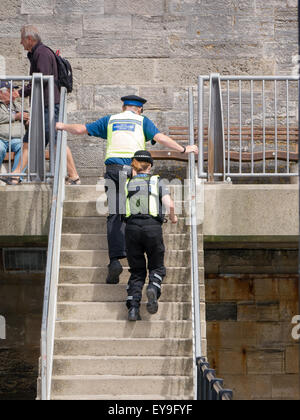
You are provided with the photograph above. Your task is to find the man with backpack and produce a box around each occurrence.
[8,25,80,185]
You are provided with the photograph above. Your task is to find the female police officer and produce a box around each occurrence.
[124,150,178,321]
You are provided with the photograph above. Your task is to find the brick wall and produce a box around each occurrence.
[0,0,297,181]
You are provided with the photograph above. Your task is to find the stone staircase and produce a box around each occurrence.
[49,184,204,400]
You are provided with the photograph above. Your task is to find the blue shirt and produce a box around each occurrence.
[86,112,160,165]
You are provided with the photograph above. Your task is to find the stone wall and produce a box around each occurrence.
[205,248,299,400]
[0,0,298,181]
[0,240,46,400]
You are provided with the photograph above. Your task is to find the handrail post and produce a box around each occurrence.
[208,73,225,182]
[48,76,56,179]
[198,76,204,178]
[28,73,46,182]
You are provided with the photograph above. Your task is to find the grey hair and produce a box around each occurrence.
[21,25,42,42]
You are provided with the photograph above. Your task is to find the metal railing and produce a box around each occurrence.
[40,87,67,400]
[197,357,233,400]
[188,88,233,400]
[0,74,56,182]
[198,74,299,181]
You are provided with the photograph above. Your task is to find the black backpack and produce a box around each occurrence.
[47,47,73,93]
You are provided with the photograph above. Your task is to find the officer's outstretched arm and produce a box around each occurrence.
[162,194,178,224]
[56,122,88,135]
[154,133,198,155]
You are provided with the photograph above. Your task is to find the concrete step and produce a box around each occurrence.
[61,233,194,251]
[52,356,193,376]
[62,217,190,234]
[51,375,193,397]
[65,185,105,201]
[59,250,202,268]
[64,200,187,218]
[57,284,191,303]
[52,394,193,400]
[54,338,192,357]
[65,184,185,202]
[54,320,192,339]
[57,302,192,321]
[59,266,205,284]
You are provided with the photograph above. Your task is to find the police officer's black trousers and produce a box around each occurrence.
[125,218,166,309]
[104,165,128,261]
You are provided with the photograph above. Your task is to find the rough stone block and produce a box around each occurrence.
[73,58,156,86]
[83,14,131,34]
[206,302,237,322]
[207,321,257,348]
[285,346,299,374]
[223,374,272,400]
[94,86,138,113]
[247,350,284,374]
[104,0,165,16]
[26,15,83,40]
[21,0,54,15]
[138,86,174,111]
[76,37,169,59]
[0,0,20,18]
[208,348,247,375]
[168,0,234,16]
[55,0,104,15]
[271,374,300,400]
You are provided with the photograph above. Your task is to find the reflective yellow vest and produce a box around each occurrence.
[125,175,162,220]
[105,111,146,161]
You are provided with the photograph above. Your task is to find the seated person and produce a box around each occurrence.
[0,81,29,184]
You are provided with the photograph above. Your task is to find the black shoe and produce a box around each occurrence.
[106,260,123,284]
[146,286,159,314]
[128,307,141,322]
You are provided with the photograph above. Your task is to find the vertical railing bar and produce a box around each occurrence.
[8,80,13,174]
[274,80,278,173]
[286,80,290,173]
[251,80,254,174]
[227,80,230,175]
[20,80,25,177]
[239,79,242,174]
[48,76,55,178]
[27,76,34,182]
[262,80,266,174]
[198,76,204,177]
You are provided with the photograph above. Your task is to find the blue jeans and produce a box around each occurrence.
[0,138,22,172]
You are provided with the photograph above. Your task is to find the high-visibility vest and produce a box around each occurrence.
[125,175,164,222]
[105,111,146,161]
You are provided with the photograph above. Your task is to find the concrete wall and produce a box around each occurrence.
[0,0,298,180]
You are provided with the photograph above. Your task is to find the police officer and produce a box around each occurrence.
[125,150,178,321]
[56,95,197,284]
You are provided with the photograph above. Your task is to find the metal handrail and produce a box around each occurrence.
[189,87,233,400]
[40,87,67,400]
[0,74,56,181]
[197,357,233,401]
[188,87,202,399]
[198,74,299,181]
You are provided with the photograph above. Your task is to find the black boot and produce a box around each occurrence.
[128,307,141,322]
[146,286,159,315]
[106,259,123,284]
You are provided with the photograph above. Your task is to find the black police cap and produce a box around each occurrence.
[121,95,147,107]
[133,150,153,166]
